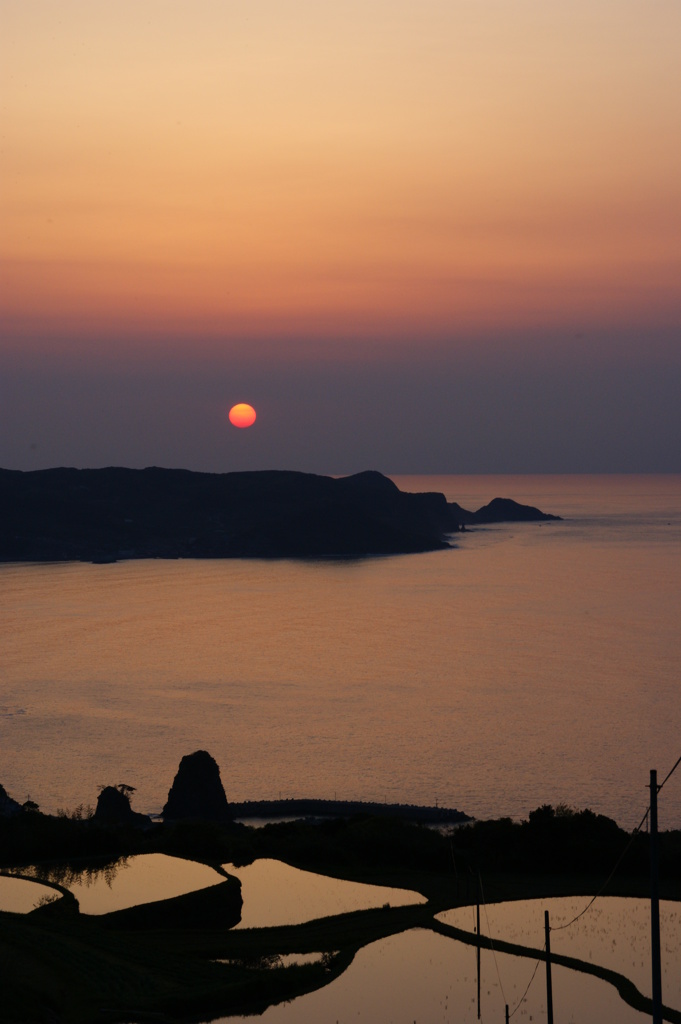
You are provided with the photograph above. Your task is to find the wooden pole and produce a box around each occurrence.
[544,910,554,1024]
[477,875,481,1019]
[505,1004,510,1024]
[650,769,663,1024]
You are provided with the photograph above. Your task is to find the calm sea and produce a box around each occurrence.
[1,475,680,830]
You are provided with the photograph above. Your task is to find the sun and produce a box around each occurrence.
[228,403,257,428]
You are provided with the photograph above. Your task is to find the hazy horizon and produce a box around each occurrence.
[2,2,679,475]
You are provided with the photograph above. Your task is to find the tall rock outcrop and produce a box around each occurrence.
[0,783,22,817]
[93,785,151,826]
[162,750,231,821]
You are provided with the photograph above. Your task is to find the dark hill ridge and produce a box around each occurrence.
[229,797,470,825]
[0,467,560,561]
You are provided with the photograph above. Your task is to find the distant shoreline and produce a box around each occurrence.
[228,797,471,825]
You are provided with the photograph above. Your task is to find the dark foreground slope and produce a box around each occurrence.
[0,467,559,562]
[2,805,680,1024]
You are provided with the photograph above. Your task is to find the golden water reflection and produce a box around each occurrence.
[3,475,680,829]
[0,875,61,913]
[222,859,426,929]
[214,927,649,1024]
[438,895,681,1010]
[51,853,224,915]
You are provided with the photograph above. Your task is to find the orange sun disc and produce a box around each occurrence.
[228,403,257,428]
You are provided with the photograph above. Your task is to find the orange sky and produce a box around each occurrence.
[1,1,680,473]
[2,0,680,355]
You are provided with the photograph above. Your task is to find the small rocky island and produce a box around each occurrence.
[0,466,560,562]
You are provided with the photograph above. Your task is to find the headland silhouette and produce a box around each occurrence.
[0,466,560,562]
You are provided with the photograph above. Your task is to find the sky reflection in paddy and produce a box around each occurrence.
[0,875,60,914]
[439,895,681,1010]
[214,926,649,1024]
[222,858,425,929]
[62,853,224,915]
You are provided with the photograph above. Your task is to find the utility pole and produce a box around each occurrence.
[476,874,481,1020]
[544,910,554,1024]
[650,769,663,1024]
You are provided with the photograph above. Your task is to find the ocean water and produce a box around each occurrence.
[1,474,680,829]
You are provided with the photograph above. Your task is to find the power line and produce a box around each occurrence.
[478,871,508,1007]
[508,947,544,1019]
[549,826,640,932]
[453,750,681,1018]
[658,751,681,792]
[551,749,681,934]
[474,867,544,1020]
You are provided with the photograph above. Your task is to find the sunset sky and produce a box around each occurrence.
[2,0,680,473]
